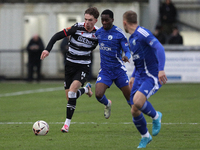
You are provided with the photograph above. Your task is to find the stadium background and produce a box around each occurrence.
[0,0,200,82]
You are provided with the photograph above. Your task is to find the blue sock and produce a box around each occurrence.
[96,95,108,105]
[140,101,156,118]
[133,113,148,135]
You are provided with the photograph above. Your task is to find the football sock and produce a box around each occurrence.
[83,87,88,94]
[96,95,109,106]
[141,131,150,138]
[152,112,159,120]
[139,101,156,118]
[64,119,71,127]
[67,91,77,119]
[133,113,148,135]
[76,88,85,98]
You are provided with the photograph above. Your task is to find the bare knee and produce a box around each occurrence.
[95,90,104,99]
[131,105,141,117]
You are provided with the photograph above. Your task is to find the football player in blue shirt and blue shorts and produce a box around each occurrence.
[123,10,167,148]
[95,9,131,119]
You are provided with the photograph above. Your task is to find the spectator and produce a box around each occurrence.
[26,34,44,82]
[153,25,166,45]
[60,37,69,65]
[159,0,177,35]
[168,26,183,44]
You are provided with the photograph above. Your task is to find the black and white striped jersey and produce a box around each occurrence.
[63,22,99,64]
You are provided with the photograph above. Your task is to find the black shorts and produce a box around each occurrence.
[64,61,90,89]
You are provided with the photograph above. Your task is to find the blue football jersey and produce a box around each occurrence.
[129,26,160,77]
[95,25,131,69]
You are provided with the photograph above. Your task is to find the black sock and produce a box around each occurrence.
[76,88,85,98]
[67,98,76,119]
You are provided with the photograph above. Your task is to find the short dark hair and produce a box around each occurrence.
[85,7,99,19]
[101,9,114,19]
[123,10,137,24]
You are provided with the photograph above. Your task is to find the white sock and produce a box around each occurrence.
[64,119,71,127]
[84,87,88,94]
[141,131,150,138]
[107,100,111,107]
[152,112,159,120]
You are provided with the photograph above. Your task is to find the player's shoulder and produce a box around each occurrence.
[113,25,127,37]
[94,25,99,30]
[136,26,152,38]
[96,27,103,34]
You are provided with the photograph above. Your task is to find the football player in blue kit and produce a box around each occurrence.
[95,9,131,119]
[123,10,167,148]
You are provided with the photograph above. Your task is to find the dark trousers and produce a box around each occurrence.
[27,61,41,82]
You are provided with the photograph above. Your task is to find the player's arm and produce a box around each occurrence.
[121,37,131,63]
[149,38,167,85]
[41,31,66,60]
[129,68,135,89]
[41,24,76,60]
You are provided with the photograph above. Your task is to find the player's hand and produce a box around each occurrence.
[40,50,49,60]
[122,56,130,63]
[129,77,135,89]
[158,70,167,85]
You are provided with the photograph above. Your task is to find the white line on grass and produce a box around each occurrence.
[0,122,198,125]
[0,87,63,97]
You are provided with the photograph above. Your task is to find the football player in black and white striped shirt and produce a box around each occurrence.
[41,7,99,133]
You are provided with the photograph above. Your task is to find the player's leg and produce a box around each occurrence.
[95,70,113,119]
[95,82,112,119]
[136,78,162,136]
[62,65,90,132]
[130,78,154,148]
[131,94,152,148]
[115,71,131,106]
[61,80,82,133]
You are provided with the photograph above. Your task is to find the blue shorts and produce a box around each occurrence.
[96,67,129,89]
[130,76,161,105]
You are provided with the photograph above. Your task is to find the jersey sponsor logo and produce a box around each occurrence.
[108,35,113,40]
[99,43,111,51]
[132,54,140,60]
[77,36,94,45]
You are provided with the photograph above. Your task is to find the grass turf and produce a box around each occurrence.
[0,82,200,150]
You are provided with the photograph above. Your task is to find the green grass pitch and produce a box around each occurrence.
[0,82,200,150]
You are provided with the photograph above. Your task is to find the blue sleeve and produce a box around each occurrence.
[131,68,136,78]
[146,33,166,71]
[152,42,166,71]
[121,37,131,59]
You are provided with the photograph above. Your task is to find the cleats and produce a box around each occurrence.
[152,111,162,136]
[104,100,112,119]
[85,82,93,97]
[61,124,69,133]
[137,135,152,148]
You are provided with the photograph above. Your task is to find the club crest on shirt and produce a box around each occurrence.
[132,39,136,45]
[108,35,113,40]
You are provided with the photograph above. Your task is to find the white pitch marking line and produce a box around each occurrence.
[0,122,198,125]
[0,87,63,97]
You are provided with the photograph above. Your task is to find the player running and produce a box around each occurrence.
[40,7,99,133]
[95,9,131,119]
[123,10,167,148]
